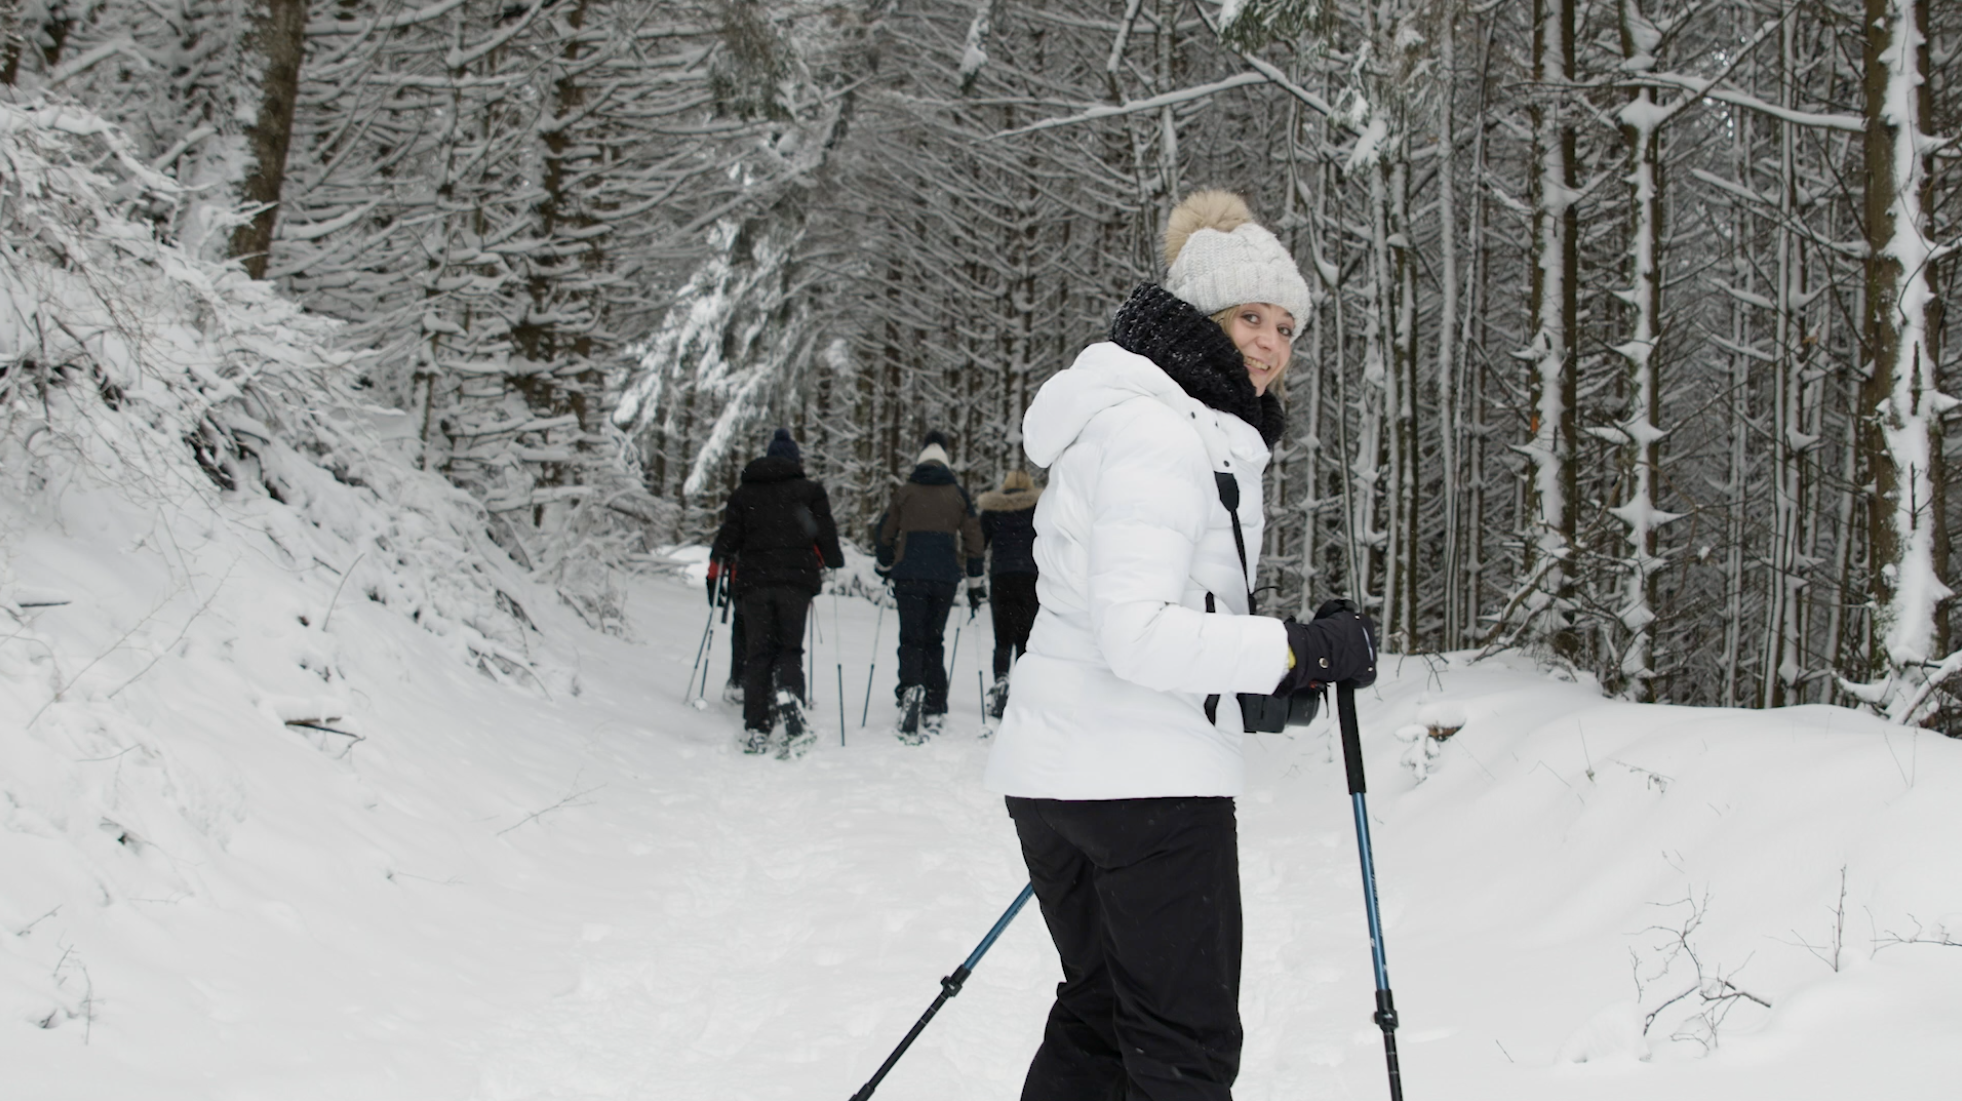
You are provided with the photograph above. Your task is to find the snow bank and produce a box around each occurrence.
[0,96,583,1086]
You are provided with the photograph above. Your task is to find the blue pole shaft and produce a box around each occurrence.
[1337,682,1404,1101]
[848,885,1035,1101]
[1351,793,1392,993]
[962,884,1034,971]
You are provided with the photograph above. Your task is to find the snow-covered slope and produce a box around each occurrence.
[6,539,1961,1099]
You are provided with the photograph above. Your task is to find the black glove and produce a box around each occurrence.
[705,574,718,606]
[967,585,986,612]
[1276,599,1378,694]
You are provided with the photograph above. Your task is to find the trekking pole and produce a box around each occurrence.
[861,600,885,728]
[977,670,986,723]
[847,884,1036,1101]
[834,591,846,744]
[1337,682,1404,1101]
[946,619,962,686]
[684,603,715,701]
[694,609,719,706]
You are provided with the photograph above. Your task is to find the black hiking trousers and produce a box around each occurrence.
[894,579,956,714]
[740,587,809,731]
[1005,795,1242,1101]
[990,572,1038,679]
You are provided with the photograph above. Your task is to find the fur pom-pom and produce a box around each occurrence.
[1163,190,1252,267]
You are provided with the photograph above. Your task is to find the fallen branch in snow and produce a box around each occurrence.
[1631,891,1771,1053]
[285,720,363,742]
[106,561,235,700]
[320,552,366,632]
[49,945,95,1044]
[24,591,178,728]
[14,905,62,937]
[496,784,605,837]
[1873,915,1962,953]
[1783,866,1849,972]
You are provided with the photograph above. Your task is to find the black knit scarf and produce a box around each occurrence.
[1107,283,1286,447]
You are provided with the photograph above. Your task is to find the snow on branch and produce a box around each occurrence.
[989,71,1270,139]
[1629,73,1862,133]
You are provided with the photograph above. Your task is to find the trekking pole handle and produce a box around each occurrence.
[1337,682,1366,795]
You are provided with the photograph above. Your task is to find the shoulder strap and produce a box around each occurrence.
[1213,472,1255,615]
[1203,471,1255,728]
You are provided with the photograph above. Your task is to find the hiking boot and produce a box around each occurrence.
[721,681,744,705]
[740,725,772,755]
[985,675,1010,720]
[896,686,927,745]
[775,689,814,760]
[922,712,946,737]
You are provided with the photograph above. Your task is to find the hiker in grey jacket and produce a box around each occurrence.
[874,430,983,739]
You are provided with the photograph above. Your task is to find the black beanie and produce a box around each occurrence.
[922,430,949,450]
[766,427,800,463]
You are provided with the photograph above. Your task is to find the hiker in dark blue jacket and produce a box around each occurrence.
[874,431,984,741]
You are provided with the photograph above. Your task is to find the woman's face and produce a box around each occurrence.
[1223,303,1296,396]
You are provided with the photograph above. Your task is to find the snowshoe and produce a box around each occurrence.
[775,689,814,760]
[895,686,928,745]
[721,681,744,706]
[922,712,946,737]
[985,675,1010,720]
[740,725,772,755]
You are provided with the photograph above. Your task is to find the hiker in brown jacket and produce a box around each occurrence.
[874,430,984,740]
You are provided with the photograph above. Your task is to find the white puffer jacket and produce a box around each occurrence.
[983,341,1290,799]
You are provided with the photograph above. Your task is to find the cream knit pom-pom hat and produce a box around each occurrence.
[1162,190,1311,324]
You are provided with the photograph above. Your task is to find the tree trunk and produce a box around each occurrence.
[1611,0,1669,700]
[1435,11,1462,649]
[229,0,309,278]
[1518,0,1580,658]
[1860,0,1950,713]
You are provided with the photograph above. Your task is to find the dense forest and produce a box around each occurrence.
[1,0,1956,720]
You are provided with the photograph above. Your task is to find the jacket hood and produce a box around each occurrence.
[1022,343,1190,468]
[977,484,1042,512]
[908,462,957,486]
[741,455,805,483]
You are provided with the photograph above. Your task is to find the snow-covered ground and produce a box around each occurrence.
[6,493,1961,1101]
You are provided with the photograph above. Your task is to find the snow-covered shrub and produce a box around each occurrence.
[0,95,548,676]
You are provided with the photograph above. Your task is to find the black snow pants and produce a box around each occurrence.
[1005,795,1242,1101]
[740,587,809,731]
[894,579,956,714]
[990,572,1039,679]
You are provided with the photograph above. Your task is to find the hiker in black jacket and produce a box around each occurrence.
[978,468,1041,719]
[709,429,845,755]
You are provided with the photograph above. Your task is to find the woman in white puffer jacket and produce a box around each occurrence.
[986,192,1377,1101]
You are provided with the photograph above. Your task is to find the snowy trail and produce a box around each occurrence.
[10,561,1962,1100]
